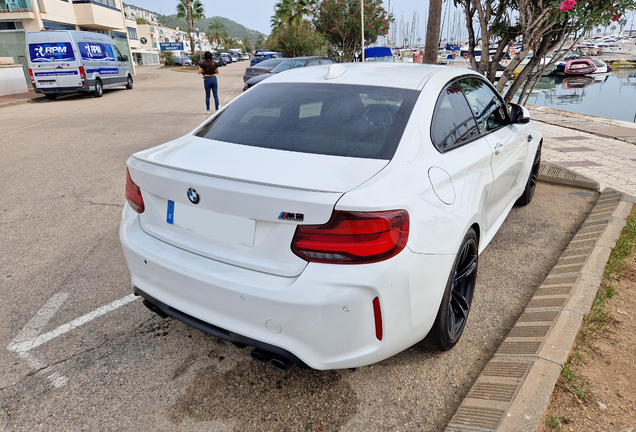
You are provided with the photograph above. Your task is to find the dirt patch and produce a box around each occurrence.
[167,360,358,431]
[541,224,636,431]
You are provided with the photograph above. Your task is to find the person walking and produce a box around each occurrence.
[197,51,219,115]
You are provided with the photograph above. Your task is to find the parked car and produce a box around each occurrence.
[220,53,232,64]
[230,54,240,62]
[250,50,285,66]
[172,56,192,66]
[243,56,337,91]
[242,53,250,61]
[211,53,225,67]
[242,58,287,82]
[121,63,542,371]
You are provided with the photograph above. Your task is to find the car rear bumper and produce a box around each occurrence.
[120,204,454,369]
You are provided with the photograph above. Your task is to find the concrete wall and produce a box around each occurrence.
[0,65,28,96]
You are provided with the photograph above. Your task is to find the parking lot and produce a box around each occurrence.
[0,62,598,431]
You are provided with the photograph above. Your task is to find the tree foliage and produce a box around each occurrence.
[271,0,317,29]
[269,22,327,57]
[456,0,636,102]
[313,0,393,62]
[207,19,228,45]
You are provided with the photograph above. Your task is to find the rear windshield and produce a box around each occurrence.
[195,83,418,160]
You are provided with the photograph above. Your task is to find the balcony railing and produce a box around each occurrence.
[0,0,33,12]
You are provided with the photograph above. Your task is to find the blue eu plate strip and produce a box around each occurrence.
[167,200,174,224]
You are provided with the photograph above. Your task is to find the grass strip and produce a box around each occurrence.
[547,204,636,430]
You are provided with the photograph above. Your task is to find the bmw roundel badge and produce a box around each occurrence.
[187,188,200,204]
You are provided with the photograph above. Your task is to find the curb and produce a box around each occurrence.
[538,161,600,192]
[0,95,44,109]
[444,165,636,432]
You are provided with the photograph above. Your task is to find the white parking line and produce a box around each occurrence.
[7,293,139,389]
[8,292,69,351]
[8,294,138,353]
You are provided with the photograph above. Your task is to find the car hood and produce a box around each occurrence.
[131,135,390,193]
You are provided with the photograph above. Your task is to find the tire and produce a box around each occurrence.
[125,75,133,90]
[424,228,479,351]
[516,142,542,206]
[93,79,103,98]
[45,94,57,100]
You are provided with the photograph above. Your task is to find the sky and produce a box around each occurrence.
[127,0,635,41]
[126,0,429,35]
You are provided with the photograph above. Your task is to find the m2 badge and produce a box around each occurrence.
[278,212,304,221]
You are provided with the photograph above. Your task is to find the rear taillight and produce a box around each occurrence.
[125,168,145,213]
[79,66,86,79]
[28,68,35,84]
[292,210,409,264]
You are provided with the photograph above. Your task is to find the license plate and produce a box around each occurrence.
[38,81,55,86]
[167,200,255,247]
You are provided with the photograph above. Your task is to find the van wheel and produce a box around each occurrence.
[45,94,57,101]
[93,80,103,98]
[125,75,133,89]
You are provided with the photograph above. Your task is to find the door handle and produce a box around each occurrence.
[527,135,533,142]
[494,143,504,155]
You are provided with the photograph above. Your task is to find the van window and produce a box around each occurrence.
[29,42,76,63]
[78,42,115,61]
[112,45,125,62]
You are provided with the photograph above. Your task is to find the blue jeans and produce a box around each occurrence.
[204,76,219,111]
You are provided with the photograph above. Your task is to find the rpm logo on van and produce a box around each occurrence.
[28,43,76,62]
[78,43,116,61]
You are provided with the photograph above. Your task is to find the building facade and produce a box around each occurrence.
[0,0,134,85]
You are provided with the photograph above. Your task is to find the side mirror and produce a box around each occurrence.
[122,55,129,62]
[509,103,530,124]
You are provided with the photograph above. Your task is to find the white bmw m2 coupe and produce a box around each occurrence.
[120,63,542,371]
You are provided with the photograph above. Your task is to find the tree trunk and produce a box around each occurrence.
[185,0,195,54]
[424,0,442,64]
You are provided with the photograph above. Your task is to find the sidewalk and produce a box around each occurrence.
[529,105,636,197]
[0,88,45,107]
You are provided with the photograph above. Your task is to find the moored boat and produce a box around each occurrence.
[563,58,597,75]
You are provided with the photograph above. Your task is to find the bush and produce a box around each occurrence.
[160,51,174,66]
[189,52,203,66]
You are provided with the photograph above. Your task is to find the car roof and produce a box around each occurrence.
[257,62,481,91]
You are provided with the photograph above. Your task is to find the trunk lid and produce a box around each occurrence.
[129,136,389,277]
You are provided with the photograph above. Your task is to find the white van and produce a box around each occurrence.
[26,30,133,100]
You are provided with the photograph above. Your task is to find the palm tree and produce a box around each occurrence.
[176,0,204,54]
[207,19,228,46]
[241,37,253,53]
[271,0,316,29]
[424,0,442,64]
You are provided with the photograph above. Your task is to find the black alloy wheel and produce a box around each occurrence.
[424,228,478,351]
[516,142,542,206]
[126,75,133,90]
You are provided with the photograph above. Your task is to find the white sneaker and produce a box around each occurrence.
[206,110,211,115]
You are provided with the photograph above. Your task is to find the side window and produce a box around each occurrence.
[306,60,320,66]
[458,78,508,133]
[112,45,125,62]
[431,82,480,152]
[320,59,335,64]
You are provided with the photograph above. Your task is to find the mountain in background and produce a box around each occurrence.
[124,3,266,42]
[158,15,266,42]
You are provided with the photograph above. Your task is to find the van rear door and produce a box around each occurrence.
[28,32,81,90]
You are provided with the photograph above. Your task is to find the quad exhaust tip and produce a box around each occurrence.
[250,348,293,372]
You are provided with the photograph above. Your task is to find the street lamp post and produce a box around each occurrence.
[361,0,365,62]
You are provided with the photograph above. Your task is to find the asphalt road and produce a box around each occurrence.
[0,62,597,432]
